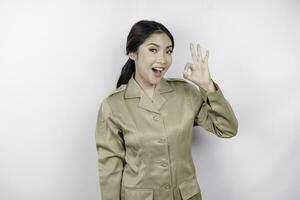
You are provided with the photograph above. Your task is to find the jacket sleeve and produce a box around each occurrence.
[95,98,126,200]
[190,80,239,138]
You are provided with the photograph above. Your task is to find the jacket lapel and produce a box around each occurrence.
[124,72,174,114]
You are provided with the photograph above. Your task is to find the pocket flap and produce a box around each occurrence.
[124,188,153,200]
[178,178,200,200]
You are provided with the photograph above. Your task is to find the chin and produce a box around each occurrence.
[148,73,164,85]
[152,77,162,83]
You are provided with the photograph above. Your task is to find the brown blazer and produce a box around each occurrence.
[95,72,238,200]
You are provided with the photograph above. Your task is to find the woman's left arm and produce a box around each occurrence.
[183,42,238,138]
[191,80,239,138]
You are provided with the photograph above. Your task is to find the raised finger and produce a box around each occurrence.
[190,43,198,64]
[197,43,203,62]
[204,49,209,63]
[184,62,193,71]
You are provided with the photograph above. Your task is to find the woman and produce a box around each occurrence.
[95,20,238,200]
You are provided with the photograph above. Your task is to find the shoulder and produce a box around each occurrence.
[165,77,188,83]
[164,77,189,89]
[97,85,126,120]
[165,77,196,92]
[98,84,126,114]
[104,84,127,114]
[107,84,127,97]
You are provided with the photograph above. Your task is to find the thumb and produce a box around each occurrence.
[183,62,193,79]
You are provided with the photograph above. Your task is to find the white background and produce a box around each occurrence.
[0,0,299,199]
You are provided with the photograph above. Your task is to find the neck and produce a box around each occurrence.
[133,73,156,99]
[134,73,156,91]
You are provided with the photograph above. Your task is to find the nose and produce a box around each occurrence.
[157,51,167,64]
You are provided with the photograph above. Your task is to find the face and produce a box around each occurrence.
[129,33,173,88]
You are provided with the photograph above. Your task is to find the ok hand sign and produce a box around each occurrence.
[183,43,216,92]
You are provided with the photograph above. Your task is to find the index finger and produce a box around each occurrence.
[190,42,198,64]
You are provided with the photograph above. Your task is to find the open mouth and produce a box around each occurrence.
[152,67,164,72]
[152,67,164,77]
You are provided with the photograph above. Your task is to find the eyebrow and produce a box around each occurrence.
[147,43,173,49]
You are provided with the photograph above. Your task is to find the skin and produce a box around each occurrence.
[128,33,216,99]
[128,33,173,99]
[184,43,216,93]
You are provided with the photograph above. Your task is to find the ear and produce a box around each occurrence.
[128,52,137,61]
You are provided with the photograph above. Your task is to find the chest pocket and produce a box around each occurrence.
[124,188,154,200]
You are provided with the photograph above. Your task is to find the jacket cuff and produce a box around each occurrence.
[198,80,224,105]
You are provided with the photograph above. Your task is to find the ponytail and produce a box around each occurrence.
[116,58,135,88]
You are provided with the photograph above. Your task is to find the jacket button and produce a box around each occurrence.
[153,115,160,121]
[163,183,170,190]
[160,161,168,167]
[158,138,166,143]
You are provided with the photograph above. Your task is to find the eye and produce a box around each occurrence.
[167,49,173,54]
[149,48,157,53]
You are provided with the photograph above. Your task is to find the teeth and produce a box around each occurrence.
[153,67,164,71]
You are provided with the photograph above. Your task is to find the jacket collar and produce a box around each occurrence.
[124,72,174,114]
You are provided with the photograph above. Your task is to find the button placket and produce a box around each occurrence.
[152,113,172,193]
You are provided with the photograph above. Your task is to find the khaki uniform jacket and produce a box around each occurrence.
[95,72,238,200]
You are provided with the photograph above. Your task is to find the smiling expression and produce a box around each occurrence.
[129,33,173,90]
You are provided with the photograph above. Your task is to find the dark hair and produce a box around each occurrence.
[116,20,174,88]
